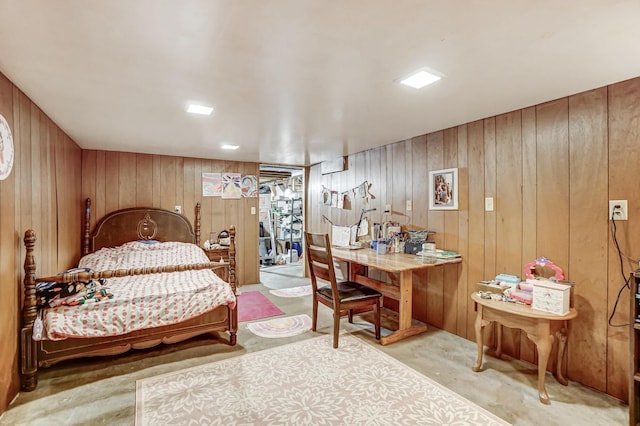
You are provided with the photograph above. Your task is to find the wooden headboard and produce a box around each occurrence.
[82,198,201,255]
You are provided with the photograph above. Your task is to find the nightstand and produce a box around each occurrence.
[204,246,229,262]
[203,246,230,281]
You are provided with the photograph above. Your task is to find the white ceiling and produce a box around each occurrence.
[1,1,639,167]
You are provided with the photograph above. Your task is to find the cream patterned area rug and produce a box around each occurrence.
[246,314,313,338]
[268,284,313,298]
[135,333,510,426]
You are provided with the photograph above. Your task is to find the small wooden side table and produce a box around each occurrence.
[470,292,577,404]
[203,246,230,281]
[204,246,229,262]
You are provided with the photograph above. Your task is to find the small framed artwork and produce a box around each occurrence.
[429,168,458,210]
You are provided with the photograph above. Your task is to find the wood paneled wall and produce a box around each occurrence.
[307,77,640,401]
[0,73,260,413]
[0,73,82,413]
[81,150,260,286]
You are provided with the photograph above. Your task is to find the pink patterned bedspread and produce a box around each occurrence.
[40,241,237,341]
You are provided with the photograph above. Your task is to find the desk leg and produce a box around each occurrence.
[380,269,427,345]
[472,306,488,372]
[555,321,569,386]
[528,332,554,404]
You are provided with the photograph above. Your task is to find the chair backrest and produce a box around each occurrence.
[304,232,339,296]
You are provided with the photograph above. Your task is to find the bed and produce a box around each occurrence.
[20,198,238,391]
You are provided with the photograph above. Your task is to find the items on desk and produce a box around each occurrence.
[372,221,401,240]
[371,235,404,254]
[405,240,424,254]
[331,225,353,247]
[415,248,461,264]
[404,229,436,254]
[370,221,406,254]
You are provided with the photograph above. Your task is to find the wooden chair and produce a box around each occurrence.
[304,232,382,348]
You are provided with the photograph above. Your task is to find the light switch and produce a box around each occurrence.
[251,207,256,215]
[484,197,494,212]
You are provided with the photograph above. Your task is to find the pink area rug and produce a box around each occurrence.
[237,291,284,322]
[246,314,312,338]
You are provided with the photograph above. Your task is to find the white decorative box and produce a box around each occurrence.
[532,280,571,315]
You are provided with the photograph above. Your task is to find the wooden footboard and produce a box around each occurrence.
[20,200,238,391]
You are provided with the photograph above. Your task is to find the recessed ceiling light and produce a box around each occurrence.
[186,104,214,115]
[221,144,239,150]
[400,69,441,89]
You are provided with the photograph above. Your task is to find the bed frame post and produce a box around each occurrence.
[228,225,236,292]
[228,225,237,345]
[82,198,92,256]
[195,202,201,247]
[21,230,39,391]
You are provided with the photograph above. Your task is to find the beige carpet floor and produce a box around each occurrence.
[0,267,628,425]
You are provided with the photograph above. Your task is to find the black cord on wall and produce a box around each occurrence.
[608,211,636,327]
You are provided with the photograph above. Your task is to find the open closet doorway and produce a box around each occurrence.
[258,165,305,282]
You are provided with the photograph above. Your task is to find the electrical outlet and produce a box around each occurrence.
[174,205,182,214]
[406,200,412,211]
[609,200,628,220]
[485,197,494,212]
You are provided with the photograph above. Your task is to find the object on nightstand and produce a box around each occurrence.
[218,230,231,246]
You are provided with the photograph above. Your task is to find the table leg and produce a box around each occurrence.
[528,332,554,404]
[495,324,503,358]
[555,322,569,386]
[472,306,487,372]
[397,270,412,330]
[348,262,358,281]
[380,269,427,345]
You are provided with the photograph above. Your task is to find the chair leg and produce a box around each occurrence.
[374,299,381,340]
[348,309,353,323]
[312,296,318,332]
[333,311,340,348]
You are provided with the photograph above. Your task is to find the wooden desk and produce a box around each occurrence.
[332,248,461,345]
[470,292,577,404]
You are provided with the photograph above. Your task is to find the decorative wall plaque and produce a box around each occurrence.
[0,114,14,180]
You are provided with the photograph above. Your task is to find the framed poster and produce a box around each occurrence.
[222,173,242,199]
[202,172,222,197]
[240,175,258,197]
[428,168,458,210]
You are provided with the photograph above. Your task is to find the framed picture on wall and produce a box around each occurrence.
[428,168,458,210]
